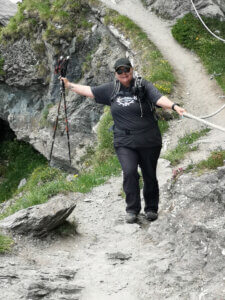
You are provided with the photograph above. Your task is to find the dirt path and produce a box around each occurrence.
[101,0,225,165]
[1,1,225,299]
[6,165,172,300]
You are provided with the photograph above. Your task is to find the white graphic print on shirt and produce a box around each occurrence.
[116,95,138,107]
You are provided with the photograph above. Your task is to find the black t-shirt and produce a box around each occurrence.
[91,78,162,148]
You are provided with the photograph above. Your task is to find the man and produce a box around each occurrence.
[61,58,185,223]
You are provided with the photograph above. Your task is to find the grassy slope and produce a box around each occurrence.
[172,13,225,92]
[0,0,92,45]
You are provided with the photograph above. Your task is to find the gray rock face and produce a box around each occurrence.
[0,0,17,26]
[144,0,225,19]
[0,262,83,300]
[0,193,82,236]
[1,37,45,87]
[146,166,225,299]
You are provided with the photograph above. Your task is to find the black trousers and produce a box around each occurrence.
[115,146,161,214]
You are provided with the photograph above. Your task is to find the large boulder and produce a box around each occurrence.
[0,0,17,26]
[144,0,225,19]
[0,193,82,237]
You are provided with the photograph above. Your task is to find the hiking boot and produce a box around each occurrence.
[145,211,158,221]
[126,212,137,224]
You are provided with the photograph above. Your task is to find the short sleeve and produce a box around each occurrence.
[91,82,114,106]
[143,79,162,104]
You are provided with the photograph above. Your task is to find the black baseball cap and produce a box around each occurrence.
[114,58,132,71]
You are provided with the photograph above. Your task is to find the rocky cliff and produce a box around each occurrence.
[0,1,127,172]
[143,0,225,19]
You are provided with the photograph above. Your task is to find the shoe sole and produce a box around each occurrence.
[146,216,158,221]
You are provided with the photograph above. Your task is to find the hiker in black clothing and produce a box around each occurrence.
[61,58,185,223]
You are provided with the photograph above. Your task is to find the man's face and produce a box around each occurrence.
[115,66,133,87]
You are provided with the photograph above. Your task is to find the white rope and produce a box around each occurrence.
[199,104,225,119]
[183,112,225,133]
[190,0,225,43]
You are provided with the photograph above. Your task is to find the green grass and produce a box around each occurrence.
[191,150,225,172]
[163,128,210,165]
[0,0,92,45]
[104,11,175,95]
[172,13,225,92]
[0,56,5,76]
[158,119,170,136]
[0,155,121,219]
[0,233,13,254]
[0,140,47,203]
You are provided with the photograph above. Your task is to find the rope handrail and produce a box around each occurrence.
[183,112,225,133]
[199,104,225,119]
[190,0,225,43]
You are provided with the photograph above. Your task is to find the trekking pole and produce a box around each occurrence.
[61,73,72,165]
[183,112,225,133]
[49,91,63,163]
[49,56,72,165]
